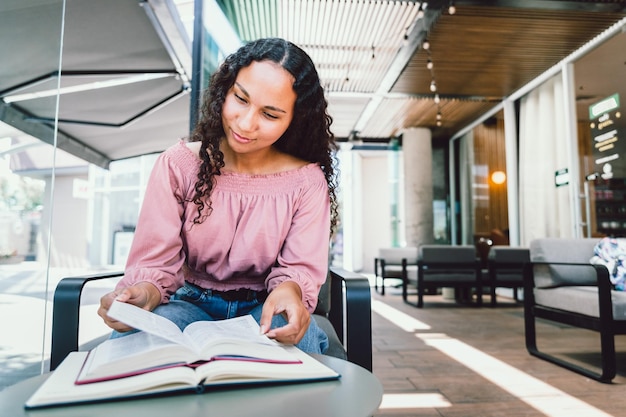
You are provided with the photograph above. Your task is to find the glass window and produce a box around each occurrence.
[574,31,626,238]
[0,0,65,389]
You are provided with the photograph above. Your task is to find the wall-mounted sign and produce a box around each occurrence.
[589,93,619,120]
[555,168,569,187]
[589,93,624,179]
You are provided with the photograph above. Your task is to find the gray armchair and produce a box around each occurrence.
[523,237,626,383]
[374,247,418,295]
[403,245,482,308]
[50,267,373,372]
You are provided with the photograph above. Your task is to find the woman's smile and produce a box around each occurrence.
[231,130,254,144]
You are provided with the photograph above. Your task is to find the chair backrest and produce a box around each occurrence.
[418,245,479,282]
[488,246,529,264]
[529,238,600,288]
[419,245,477,264]
[488,246,529,280]
[314,271,332,316]
[378,247,418,265]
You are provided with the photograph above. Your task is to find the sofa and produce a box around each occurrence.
[524,237,626,382]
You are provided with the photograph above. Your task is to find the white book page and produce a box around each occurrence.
[78,332,197,381]
[26,353,199,408]
[107,300,186,346]
[183,315,276,351]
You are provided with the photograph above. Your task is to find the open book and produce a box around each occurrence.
[25,301,339,409]
[76,301,304,383]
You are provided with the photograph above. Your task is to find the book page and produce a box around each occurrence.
[26,352,200,409]
[79,331,195,381]
[107,301,296,363]
[195,345,340,384]
[107,300,186,346]
[183,315,276,351]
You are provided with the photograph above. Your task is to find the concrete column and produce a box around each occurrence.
[403,128,434,246]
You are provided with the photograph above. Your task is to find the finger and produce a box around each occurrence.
[98,291,134,332]
[266,308,309,344]
[259,301,277,335]
[265,321,299,343]
[114,289,131,302]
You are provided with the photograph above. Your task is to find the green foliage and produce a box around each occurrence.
[0,174,44,212]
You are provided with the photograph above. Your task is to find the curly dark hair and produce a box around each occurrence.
[189,37,339,234]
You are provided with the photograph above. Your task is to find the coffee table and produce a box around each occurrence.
[0,355,382,417]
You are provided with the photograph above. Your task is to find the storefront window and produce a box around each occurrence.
[574,31,626,238]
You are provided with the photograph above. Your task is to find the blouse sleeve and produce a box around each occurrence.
[264,168,331,313]
[115,150,189,303]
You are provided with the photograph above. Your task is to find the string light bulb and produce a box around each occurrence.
[436,112,442,120]
[448,1,456,15]
[422,39,430,50]
[429,80,437,92]
[426,59,433,70]
[434,93,440,104]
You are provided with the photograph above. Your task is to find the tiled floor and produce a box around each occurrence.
[370,283,626,417]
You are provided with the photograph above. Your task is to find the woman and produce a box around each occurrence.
[98,38,339,354]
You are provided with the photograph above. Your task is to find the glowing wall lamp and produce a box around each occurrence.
[491,171,506,185]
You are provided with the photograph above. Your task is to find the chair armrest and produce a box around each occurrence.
[329,267,372,371]
[50,271,124,370]
[524,261,610,287]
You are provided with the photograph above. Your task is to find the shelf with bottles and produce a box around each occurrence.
[593,178,626,237]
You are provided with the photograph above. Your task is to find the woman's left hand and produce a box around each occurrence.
[259,281,310,345]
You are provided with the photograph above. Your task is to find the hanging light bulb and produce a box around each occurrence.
[448,1,456,15]
[426,59,433,70]
[434,93,440,104]
[422,39,430,50]
[436,112,442,120]
[436,120,442,127]
[430,80,437,92]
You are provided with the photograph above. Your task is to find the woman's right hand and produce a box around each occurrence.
[98,281,161,332]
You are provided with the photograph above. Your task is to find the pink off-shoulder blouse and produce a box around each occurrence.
[116,141,331,313]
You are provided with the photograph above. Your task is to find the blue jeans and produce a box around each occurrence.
[112,282,329,355]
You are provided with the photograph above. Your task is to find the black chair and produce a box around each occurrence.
[404,245,482,308]
[487,246,529,307]
[50,267,373,372]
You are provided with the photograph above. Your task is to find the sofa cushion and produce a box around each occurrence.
[530,238,600,288]
[534,286,626,320]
